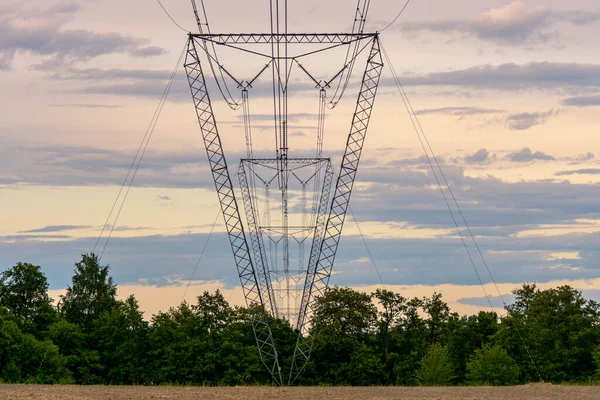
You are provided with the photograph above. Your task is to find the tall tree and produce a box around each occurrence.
[60,253,118,328]
[310,286,381,385]
[498,284,600,382]
[0,262,57,336]
[373,288,407,383]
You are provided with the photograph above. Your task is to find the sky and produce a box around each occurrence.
[2,0,600,318]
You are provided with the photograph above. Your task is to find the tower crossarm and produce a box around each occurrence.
[190,33,376,44]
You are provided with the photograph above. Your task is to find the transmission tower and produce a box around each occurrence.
[184,0,382,385]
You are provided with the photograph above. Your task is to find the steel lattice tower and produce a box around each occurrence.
[184,0,383,385]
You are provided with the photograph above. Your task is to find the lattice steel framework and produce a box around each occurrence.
[184,38,282,385]
[289,36,383,384]
[185,25,382,385]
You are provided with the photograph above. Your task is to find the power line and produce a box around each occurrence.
[94,41,187,259]
[379,0,412,32]
[380,41,494,313]
[182,209,221,302]
[380,39,543,382]
[156,0,189,32]
[348,204,386,289]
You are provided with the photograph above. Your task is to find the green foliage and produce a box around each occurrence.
[0,262,57,336]
[592,345,600,380]
[60,253,118,329]
[2,361,20,383]
[466,343,519,386]
[416,343,454,386]
[312,286,377,337]
[497,284,600,383]
[2,257,600,386]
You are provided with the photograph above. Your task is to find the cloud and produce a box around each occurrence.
[21,225,92,233]
[399,2,600,46]
[396,62,600,92]
[505,148,555,162]
[458,294,515,309]
[570,153,595,163]
[464,149,489,164]
[1,234,72,242]
[555,169,600,176]
[50,103,123,108]
[0,3,165,70]
[561,95,600,107]
[46,66,172,81]
[238,113,318,122]
[504,110,557,131]
[414,107,503,117]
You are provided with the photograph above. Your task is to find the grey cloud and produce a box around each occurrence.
[109,225,153,232]
[399,2,600,46]
[558,10,600,25]
[1,234,72,241]
[74,74,307,102]
[555,168,600,176]
[396,62,600,92]
[4,227,600,291]
[414,107,503,117]
[0,4,165,70]
[458,294,515,309]
[47,66,171,81]
[5,154,600,288]
[571,153,595,162]
[561,95,600,107]
[505,148,555,162]
[50,103,123,108]
[505,110,557,131]
[21,225,92,233]
[464,149,489,164]
[401,2,553,45]
[238,113,317,122]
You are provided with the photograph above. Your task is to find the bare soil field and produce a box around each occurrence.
[1,383,599,400]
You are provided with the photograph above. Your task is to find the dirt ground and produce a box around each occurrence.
[1,383,599,400]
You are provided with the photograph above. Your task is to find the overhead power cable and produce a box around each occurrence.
[379,0,412,32]
[181,209,221,302]
[348,204,386,289]
[93,41,187,260]
[380,39,543,382]
[380,41,494,313]
[157,0,189,32]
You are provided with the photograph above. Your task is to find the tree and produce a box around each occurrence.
[373,289,406,363]
[416,342,454,386]
[0,262,57,335]
[310,286,379,385]
[391,296,427,385]
[422,292,451,343]
[443,311,499,383]
[466,343,519,386]
[498,284,600,382]
[0,314,70,383]
[60,253,118,328]
[90,295,149,384]
[312,286,377,337]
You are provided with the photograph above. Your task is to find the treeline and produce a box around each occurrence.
[1,254,600,386]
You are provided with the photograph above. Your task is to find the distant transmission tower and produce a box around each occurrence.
[184,0,382,385]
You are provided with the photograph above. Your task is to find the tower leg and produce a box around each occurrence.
[289,36,383,385]
[184,35,282,385]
